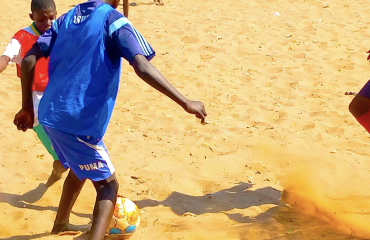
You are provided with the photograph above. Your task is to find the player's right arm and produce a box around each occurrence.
[14,42,44,131]
[0,38,21,74]
[14,16,62,132]
[0,55,11,73]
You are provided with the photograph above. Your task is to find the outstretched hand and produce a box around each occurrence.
[14,108,34,132]
[184,100,207,124]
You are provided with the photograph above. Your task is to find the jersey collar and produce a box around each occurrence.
[30,22,42,36]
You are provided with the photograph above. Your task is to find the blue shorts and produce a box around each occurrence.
[43,126,115,182]
[358,80,370,99]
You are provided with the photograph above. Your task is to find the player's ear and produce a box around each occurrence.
[29,13,34,21]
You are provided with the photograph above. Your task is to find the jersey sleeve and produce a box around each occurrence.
[37,15,65,57]
[2,38,21,64]
[107,11,155,64]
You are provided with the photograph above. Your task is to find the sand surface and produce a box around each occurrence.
[1,0,370,239]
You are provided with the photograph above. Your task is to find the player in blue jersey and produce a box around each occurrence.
[14,0,206,239]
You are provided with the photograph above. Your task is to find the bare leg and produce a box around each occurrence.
[153,0,164,5]
[46,160,68,187]
[88,173,119,240]
[123,0,129,18]
[51,170,86,234]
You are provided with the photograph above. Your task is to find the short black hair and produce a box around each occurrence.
[31,0,56,12]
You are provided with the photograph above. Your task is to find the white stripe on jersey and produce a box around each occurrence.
[52,20,58,34]
[108,18,153,57]
[130,25,153,56]
[131,27,149,55]
[109,17,131,36]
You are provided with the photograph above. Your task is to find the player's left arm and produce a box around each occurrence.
[131,55,207,123]
[110,17,207,123]
[108,14,207,123]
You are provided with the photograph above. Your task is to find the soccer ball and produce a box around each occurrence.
[107,196,140,238]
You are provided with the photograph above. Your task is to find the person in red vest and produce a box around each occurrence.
[0,0,67,187]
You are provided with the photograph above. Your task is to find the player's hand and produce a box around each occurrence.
[367,50,370,61]
[14,108,34,132]
[184,100,207,124]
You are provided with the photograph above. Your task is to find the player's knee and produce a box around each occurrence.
[94,175,119,195]
[107,173,119,190]
[109,178,119,194]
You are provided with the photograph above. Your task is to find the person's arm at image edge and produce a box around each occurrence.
[0,55,11,73]
[0,38,22,73]
[123,0,129,18]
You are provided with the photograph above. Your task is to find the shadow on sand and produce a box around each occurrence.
[0,183,92,240]
[136,182,281,223]
[1,182,363,240]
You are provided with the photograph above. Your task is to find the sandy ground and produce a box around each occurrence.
[1,0,370,239]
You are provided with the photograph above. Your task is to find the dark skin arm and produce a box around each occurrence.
[14,51,207,129]
[131,54,207,123]
[13,43,43,131]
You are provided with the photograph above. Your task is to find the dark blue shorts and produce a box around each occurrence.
[43,126,115,182]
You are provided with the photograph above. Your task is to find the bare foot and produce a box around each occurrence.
[153,0,164,5]
[51,222,89,235]
[45,161,68,187]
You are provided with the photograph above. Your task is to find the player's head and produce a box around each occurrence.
[104,0,121,9]
[30,0,57,34]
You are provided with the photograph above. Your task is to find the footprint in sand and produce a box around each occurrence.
[344,65,355,70]
[11,210,24,220]
[268,67,285,73]
[201,45,219,53]
[181,36,200,44]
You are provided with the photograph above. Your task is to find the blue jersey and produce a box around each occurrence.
[38,0,154,65]
[37,0,155,139]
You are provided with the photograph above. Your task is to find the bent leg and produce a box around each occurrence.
[88,173,119,240]
[35,125,68,186]
[42,127,118,239]
[51,170,86,234]
[45,160,68,187]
